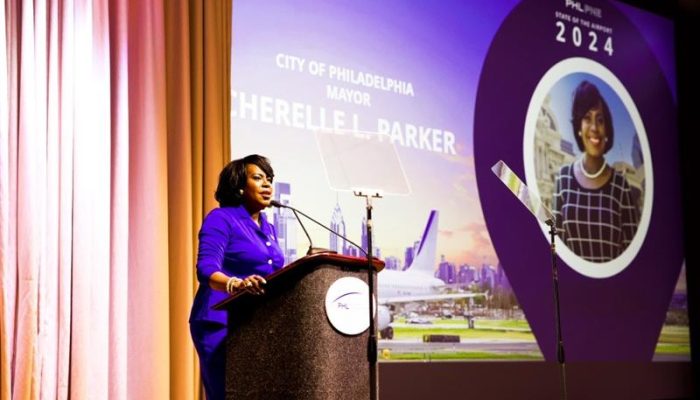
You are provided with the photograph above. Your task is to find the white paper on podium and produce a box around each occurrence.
[491,160,554,225]
[315,129,411,196]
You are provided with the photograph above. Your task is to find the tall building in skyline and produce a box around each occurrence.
[480,264,497,290]
[436,254,456,283]
[404,246,414,270]
[384,256,400,270]
[272,182,297,264]
[361,216,369,253]
[403,240,421,270]
[329,201,349,255]
[496,262,511,291]
[360,216,380,258]
[346,246,360,257]
[631,134,643,169]
[457,264,476,284]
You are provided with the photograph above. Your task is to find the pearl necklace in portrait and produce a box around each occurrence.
[577,156,607,179]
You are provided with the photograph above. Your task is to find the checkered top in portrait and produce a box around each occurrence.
[552,163,640,262]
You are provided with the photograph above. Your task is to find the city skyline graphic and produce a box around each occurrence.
[269,181,504,284]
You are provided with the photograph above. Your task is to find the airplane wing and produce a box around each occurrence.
[380,292,485,305]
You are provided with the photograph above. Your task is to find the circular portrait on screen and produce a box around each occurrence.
[524,58,653,278]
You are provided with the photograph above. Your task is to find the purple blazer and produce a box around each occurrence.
[189,206,285,325]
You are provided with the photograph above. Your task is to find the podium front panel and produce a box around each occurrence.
[225,262,373,399]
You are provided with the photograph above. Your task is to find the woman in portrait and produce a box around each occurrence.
[552,81,639,262]
[189,154,285,399]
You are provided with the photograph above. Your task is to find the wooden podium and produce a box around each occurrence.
[213,253,384,399]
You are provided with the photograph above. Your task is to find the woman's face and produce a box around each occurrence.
[241,164,273,211]
[579,103,608,158]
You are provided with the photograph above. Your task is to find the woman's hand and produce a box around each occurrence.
[211,271,267,295]
[239,274,267,295]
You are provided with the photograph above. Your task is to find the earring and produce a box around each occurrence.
[239,189,244,195]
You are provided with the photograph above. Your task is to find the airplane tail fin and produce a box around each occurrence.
[406,210,438,275]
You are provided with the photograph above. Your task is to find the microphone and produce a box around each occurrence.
[269,200,367,257]
[269,200,331,255]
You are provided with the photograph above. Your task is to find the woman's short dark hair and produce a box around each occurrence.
[215,154,274,207]
[570,80,614,153]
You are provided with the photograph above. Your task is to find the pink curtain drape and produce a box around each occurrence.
[0,0,228,397]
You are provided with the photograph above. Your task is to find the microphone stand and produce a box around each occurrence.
[491,160,566,399]
[289,208,329,255]
[270,197,380,400]
[354,190,381,400]
[271,201,365,255]
[547,219,567,400]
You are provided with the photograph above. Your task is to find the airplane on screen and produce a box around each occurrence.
[376,210,484,339]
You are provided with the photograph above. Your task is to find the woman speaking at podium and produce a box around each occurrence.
[189,154,285,399]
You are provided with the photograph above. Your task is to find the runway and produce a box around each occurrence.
[378,339,541,355]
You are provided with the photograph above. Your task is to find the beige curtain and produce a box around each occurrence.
[164,1,231,399]
[0,0,231,398]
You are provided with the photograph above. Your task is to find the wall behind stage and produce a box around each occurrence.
[230,0,688,363]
